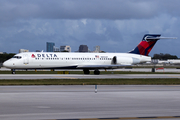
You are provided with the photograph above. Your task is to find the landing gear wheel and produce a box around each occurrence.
[11,69,16,74]
[94,69,100,75]
[83,69,90,74]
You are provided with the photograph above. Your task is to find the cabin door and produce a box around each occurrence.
[23,54,29,64]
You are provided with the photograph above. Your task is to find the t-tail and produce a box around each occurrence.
[129,34,176,56]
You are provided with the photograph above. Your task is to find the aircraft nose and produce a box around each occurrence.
[3,61,9,67]
[3,60,14,68]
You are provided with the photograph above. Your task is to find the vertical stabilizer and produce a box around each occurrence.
[129,34,161,56]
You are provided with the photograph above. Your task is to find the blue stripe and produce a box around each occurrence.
[129,47,140,54]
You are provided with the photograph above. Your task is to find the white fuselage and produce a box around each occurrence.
[3,52,151,69]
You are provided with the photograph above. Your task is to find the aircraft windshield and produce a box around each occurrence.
[12,56,22,59]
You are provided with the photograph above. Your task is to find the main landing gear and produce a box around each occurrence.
[83,69,90,74]
[94,69,100,75]
[83,69,100,75]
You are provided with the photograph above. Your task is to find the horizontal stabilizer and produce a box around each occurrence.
[145,37,177,40]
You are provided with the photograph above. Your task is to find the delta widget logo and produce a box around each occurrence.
[31,54,36,58]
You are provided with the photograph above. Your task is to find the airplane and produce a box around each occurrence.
[3,34,176,75]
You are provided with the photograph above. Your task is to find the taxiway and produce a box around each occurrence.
[0,74,180,79]
[0,85,180,120]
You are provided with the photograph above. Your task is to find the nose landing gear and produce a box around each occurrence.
[11,69,16,74]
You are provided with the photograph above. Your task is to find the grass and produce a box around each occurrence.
[1,78,180,85]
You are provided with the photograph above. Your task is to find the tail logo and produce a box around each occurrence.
[129,34,161,56]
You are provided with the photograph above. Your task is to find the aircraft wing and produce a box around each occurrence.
[77,64,131,69]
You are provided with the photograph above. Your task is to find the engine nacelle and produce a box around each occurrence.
[112,56,140,65]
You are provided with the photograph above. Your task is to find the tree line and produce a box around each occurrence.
[152,53,178,60]
[0,53,15,63]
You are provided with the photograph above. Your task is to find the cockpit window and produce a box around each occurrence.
[13,56,22,59]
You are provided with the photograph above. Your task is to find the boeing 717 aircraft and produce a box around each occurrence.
[3,34,175,74]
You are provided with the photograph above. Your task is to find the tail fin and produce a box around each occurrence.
[129,34,160,56]
[129,34,177,56]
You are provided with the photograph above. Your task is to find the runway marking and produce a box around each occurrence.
[53,116,180,120]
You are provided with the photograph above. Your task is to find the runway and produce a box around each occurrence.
[1,74,180,79]
[1,67,180,79]
[0,85,180,120]
[1,67,180,73]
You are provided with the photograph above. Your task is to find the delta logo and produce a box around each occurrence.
[31,54,36,58]
[31,54,58,58]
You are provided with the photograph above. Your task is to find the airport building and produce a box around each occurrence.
[46,42,55,52]
[53,46,60,52]
[60,46,71,52]
[19,49,29,53]
[93,46,100,53]
[79,45,88,52]
[36,50,41,52]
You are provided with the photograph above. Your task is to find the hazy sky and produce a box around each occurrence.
[0,0,180,57]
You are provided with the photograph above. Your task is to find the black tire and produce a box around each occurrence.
[11,69,16,74]
[83,69,90,74]
[94,69,100,75]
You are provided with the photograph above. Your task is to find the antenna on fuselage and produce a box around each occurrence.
[41,50,44,52]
